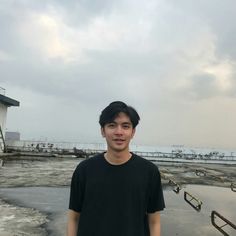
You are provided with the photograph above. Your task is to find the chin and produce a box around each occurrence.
[111,146,128,152]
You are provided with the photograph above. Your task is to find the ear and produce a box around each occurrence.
[131,128,136,138]
[101,127,105,137]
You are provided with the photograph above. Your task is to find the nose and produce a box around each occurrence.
[114,125,123,135]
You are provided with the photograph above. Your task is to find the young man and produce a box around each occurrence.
[67,101,165,236]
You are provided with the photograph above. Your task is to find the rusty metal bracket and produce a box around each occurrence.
[195,169,206,177]
[184,191,202,211]
[230,183,236,192]
[168,179,181,193]
[211,210,236,236]
[195,169,225,182]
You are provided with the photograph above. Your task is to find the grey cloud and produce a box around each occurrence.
[2,0,236,149]
[1,48,168,103]
[168,0,236,60]
[0,8,23,54]
[183,73,220,100]
[0,0,117,54]
[227,71,236,97]
[16,0,116,28]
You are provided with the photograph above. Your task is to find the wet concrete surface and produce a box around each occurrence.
[162,185,236,236]
[0,156,78,187]
[0,187,69,236]
[0,198,48,236]
[0,156,235,235]
[0,185,235,236]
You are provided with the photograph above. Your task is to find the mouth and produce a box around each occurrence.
[113,139,125,144]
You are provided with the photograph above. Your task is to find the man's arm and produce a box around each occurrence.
[148,211,161,236]
[67,209,80,236]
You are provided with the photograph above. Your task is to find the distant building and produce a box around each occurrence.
[5,131,20,141]
[0,87,20,152]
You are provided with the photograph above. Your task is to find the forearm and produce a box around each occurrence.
[67,210,80,236]
[149,222,160,236]
[67,220,78,236]
[148,212,161,236]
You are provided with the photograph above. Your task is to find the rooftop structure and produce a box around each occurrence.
[0,94,20,107]
[0,87,20,152]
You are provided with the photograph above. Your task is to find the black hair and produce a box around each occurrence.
[99,101,140,128]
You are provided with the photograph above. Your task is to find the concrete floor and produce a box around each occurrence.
[0,155,235,235]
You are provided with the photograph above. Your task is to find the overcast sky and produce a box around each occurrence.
[1,0,236,150]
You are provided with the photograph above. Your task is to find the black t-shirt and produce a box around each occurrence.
[69,153,165,236]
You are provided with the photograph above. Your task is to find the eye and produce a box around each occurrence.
[123,124,131,129]
[107,123,116,128]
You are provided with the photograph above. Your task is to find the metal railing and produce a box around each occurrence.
[230,183,236,192]
[211,210,236,236]
[195,169,206,177]
[184,191,202,211]
[168,178,181,193]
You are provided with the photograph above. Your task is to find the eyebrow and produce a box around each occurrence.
[122,122,132,125]
[108,121,132,125]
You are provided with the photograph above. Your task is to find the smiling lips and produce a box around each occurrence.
[113,139,125,144]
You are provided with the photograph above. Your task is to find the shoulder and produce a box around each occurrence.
[133,153,159,170]
[75,153,104,171]
[132,154,161,180]
[72,153,104,179]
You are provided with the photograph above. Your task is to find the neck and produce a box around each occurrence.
[105,149,132,165]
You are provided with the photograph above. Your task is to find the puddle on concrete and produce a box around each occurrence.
[0,185,235,236]
[0,187,70,236]
[180,171,196,178]
[0,187,69,213]
[0,199,48,236]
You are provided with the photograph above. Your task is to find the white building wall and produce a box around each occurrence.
[0,103,7,152]
[0,103,7,134]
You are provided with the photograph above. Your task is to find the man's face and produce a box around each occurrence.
[101,112,135,153]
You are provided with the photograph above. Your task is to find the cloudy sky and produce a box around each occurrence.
[1,0,236,150]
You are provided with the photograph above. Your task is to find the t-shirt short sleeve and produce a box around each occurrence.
[147,166,165,213]
[69,164,85,212]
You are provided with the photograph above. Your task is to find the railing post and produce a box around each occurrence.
[211,210,236,236]
[230,183,236,192]
[195,169,206,177]
[184,191,202,211]
[168,178,181,193]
